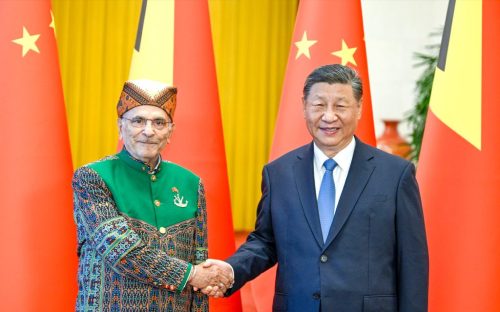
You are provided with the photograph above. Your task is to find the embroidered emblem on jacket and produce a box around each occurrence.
[172,187,188,208]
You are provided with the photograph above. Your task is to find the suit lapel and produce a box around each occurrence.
[324,139,375,249]
[294,143,324,248]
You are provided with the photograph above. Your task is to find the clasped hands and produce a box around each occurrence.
[188,259,233,298]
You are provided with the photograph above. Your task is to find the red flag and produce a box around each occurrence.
[127,1,241,310]
[418,0,500,310]
[270,0,375,161]
[171,4,242,310]
[0,0,77,310]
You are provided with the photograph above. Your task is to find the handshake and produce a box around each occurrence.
[188,259,234,298]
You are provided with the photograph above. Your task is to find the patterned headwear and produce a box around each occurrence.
[117,79,177,120]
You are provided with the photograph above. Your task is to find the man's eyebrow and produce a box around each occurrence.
[310,94,328,100]
[129,115,167,120]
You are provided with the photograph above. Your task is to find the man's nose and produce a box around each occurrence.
[322,108,338,122]
[142,121,155,136]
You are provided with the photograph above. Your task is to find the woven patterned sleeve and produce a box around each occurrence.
[73,166,191,290]
[191,180,209,311]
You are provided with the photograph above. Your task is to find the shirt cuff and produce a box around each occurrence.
[177,263,192,292]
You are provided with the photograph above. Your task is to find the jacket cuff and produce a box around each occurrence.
[177,263,193,292]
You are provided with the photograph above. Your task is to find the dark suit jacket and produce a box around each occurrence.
[226,138,428,312]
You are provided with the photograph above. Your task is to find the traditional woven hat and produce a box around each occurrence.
[117,79,177,120]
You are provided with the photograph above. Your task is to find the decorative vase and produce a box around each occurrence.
[376,119,411,159]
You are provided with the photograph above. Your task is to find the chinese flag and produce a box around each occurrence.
[417,0,500,311]
[270,0,375,160]
[127,1,241,310]
[0,0,77,311]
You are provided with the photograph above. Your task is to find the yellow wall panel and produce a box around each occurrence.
[52,0,142,168]
[209,0,297,229]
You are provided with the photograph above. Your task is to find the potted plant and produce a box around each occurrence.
[405,31,441,163]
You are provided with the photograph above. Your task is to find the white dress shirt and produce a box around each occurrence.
[313,137,356,214]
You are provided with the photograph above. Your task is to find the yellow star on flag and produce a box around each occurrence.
[295,31,317,60]
[12,26,40,57]
[331,39,357,66]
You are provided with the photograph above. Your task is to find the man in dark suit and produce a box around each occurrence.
[204,64,428,311]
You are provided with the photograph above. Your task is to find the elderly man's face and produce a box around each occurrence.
[303,82,362,157]
[119,105,174,167]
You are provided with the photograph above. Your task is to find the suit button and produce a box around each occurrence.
[312,292,320,300]
[320,255,328,263]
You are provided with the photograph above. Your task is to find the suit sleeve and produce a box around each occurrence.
[190,181,209,311]
[72,166,192,291]
[396,163,429,311]
[225,166,278,294]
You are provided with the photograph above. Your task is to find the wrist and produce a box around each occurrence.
[228,263,235,288]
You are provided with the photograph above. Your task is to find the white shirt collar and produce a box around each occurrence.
[313,137,356,172]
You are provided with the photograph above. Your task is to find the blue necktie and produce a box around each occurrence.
[318,158,337,242]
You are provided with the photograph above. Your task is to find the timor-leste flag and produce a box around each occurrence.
[127,1,241,310]
[269,0,375,160]
[0,0,76,311]
[417,0,500,311]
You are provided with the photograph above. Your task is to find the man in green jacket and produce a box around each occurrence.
[72,79,231,311]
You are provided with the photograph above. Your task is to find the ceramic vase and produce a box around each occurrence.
[376,119,411,159]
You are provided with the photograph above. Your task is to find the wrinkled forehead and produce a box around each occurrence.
[122,105,169,120]
[306,82,356,100]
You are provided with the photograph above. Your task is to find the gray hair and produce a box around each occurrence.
[303,64,363,102]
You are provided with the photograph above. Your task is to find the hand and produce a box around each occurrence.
[199,259,234,298]
[188,259,233,298]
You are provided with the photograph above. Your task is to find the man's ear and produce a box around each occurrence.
[302,97,307,119]
[117,118,123,139]
[357,99,363,120]
[166,123,176,144]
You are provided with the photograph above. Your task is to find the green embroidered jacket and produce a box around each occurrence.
[72,150,208,311]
